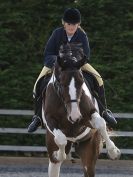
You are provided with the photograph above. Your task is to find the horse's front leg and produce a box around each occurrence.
[46,129,67,177]
[90,112,121,160]
[53,129,67,161]
[75,129,101,177]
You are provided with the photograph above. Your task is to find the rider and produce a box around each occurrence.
[28,8,117,132]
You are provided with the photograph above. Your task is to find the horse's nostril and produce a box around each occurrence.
[69,116,74,123]
[80,115,82,120]
[77,116,82,122]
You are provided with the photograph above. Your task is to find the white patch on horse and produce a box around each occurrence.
[99,139,103,153]
[53,129,67,147]
[94,98,99,113]
[82,82,92,99]
[67,127,91,142]
[42,107,54,136]
[84,166,87,172]
[53,129,67,161]
[48,73,55,84]
[48,161,62,177]
[82,83,99,113]
[69,77,81,122]
[90,112,121,160]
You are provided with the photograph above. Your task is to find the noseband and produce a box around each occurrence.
[66,99,78,103]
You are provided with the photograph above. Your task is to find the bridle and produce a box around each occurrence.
[53,69,82,118]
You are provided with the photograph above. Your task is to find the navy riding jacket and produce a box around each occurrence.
[44,27,90,68]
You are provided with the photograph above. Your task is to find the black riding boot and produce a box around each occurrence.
[98,86,117,126]
[82,71,117,126]
[28,95,42,133]
[28,75,51,133]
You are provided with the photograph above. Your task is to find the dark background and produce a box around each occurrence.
[0,0,132,112]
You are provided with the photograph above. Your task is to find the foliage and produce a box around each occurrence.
[0,0,132,112]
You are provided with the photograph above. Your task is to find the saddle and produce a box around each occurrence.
[38,71,100,105]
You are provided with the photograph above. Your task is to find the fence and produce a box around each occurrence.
[0,109,133,155]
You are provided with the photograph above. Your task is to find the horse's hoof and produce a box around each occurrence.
[107,147,121,160]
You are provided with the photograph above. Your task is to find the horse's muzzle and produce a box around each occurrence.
[68,115,82,124]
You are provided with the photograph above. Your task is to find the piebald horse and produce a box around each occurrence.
[42,44,121,177]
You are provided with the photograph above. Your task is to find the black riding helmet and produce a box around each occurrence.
[63,8,81,24]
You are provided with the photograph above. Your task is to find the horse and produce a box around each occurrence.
[42,43,121,177]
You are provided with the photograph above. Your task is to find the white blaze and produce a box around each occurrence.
[69,77,81,122]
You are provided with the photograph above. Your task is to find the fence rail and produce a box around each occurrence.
[0,109,133,118]
[0,109,133,155]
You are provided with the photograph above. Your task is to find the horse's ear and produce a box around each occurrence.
[73,55,87,69]
[57,55,64,68]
